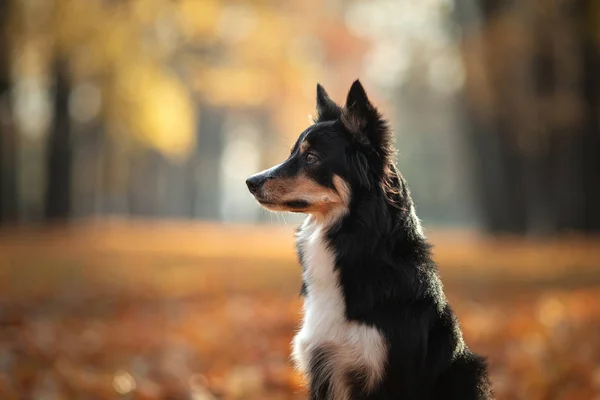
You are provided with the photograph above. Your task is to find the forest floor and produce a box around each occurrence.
[0,220,599,400]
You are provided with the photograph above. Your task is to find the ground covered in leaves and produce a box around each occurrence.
[1,223,599,400]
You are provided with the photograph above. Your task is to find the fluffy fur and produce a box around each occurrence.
[246,80,493,399]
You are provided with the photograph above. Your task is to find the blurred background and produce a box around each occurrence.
[0,0,599,399]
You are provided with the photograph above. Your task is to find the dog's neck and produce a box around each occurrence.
[298,168,434,322]
[328,173,424,239]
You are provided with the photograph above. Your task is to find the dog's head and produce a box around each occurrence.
[246,80,396,220]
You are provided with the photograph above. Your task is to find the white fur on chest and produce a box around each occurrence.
[292,217,387,399]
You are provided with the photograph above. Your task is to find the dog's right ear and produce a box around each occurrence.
[315,84,341,122]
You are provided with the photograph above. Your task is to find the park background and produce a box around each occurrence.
[1,0,599,399]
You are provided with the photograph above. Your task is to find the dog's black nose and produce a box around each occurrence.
[246,175,265,194]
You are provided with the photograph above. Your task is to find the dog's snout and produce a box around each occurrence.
[246,175,266,194]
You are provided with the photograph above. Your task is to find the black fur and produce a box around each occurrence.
[284,200,311,209]
[251,80,493,399]
[312,81,492,399]
[311,81,491,399]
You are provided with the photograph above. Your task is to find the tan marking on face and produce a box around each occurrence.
[332,175,350,207]
[300,140,310,154]
[258,174,350,221]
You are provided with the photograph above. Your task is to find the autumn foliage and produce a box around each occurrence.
[0,223,599,400]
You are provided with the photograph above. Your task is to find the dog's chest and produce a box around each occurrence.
[292,218,387,398]
[297,223,347,341]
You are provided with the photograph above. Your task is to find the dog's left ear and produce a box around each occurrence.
[342,80,377,133]
[342,80,391,155]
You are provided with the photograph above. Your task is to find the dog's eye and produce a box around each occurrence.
[306,152,318,164]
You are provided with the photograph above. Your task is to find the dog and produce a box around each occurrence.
[246,80,492,399]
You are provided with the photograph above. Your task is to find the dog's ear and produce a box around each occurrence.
[315,84,341,122]
[342,80,391,155]
[341,80,377,134]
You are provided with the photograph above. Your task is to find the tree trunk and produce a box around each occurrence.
[44,58,72,221]
[579,0,600,232]
[190,105,225,219]
[455,0,600,235]
[0,0,17,224]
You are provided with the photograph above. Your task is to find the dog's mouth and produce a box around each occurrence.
[282,200,310,209]
[254,196,310,210]
[256,198,276,206]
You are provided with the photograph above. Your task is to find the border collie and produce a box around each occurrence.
[246,80,492,399]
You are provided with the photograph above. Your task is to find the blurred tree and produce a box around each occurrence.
[0,0,17,224]
[1,0,363,223]
[455,0,600,234]
[44,58,72,220]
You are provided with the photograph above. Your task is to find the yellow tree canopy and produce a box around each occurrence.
[13,0,366,158]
